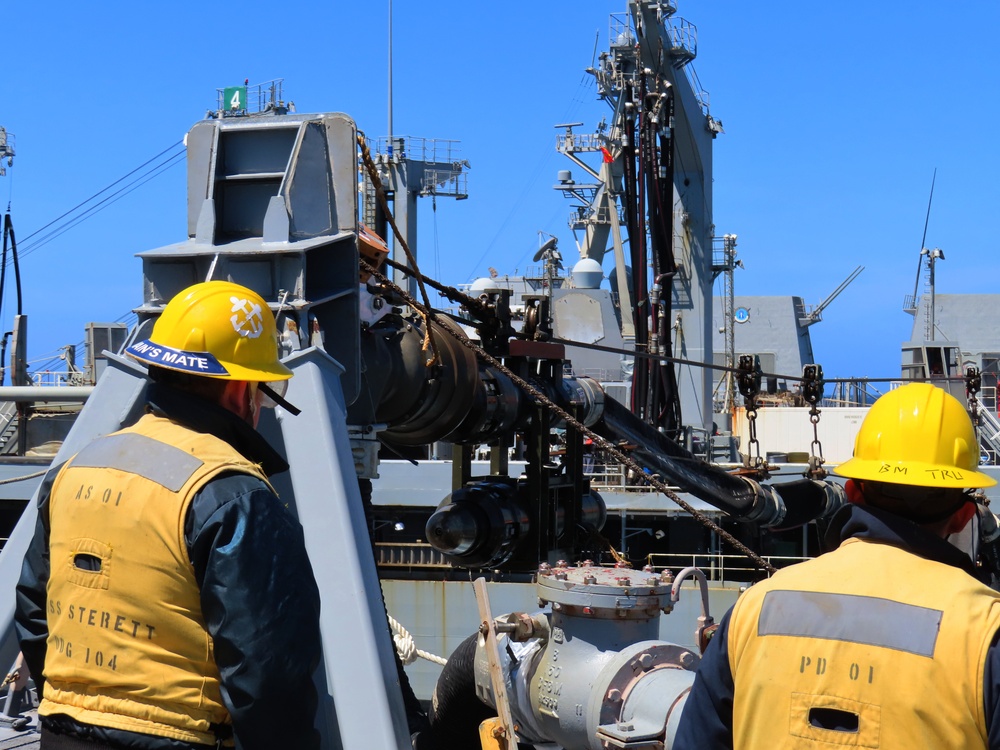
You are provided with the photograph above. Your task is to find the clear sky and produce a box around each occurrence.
[3,1,998,385]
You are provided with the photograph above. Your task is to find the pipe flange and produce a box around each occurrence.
[536,564,671,620]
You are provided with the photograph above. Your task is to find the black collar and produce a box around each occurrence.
[826,503,980,578]
[145,382,289,477]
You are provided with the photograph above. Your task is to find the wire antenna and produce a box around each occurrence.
[905,168,936,315]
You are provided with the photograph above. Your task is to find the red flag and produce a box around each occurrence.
[601,147,614,163]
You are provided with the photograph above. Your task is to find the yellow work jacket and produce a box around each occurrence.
[41,413,270,746]
[728,537,1000,749]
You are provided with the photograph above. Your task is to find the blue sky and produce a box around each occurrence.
[3,1,998,384]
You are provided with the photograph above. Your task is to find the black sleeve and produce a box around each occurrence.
[984,628,1000,749]
[186,473,322,750]
[672,607,736,750]
[14,465,62,695]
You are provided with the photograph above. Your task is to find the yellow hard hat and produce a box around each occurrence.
[834,382,995,489]
[125,281,292,382]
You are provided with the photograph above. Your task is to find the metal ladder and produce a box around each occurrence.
[978,407,1000,464]
[0,403,18,454]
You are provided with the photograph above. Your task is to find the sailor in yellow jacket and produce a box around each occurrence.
[674,382,1000,749]
[15,281,321,750]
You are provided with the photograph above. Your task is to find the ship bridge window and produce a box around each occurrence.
[923,345,960,379]
[927,346,945,377]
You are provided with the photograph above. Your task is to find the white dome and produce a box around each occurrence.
[571,258,604,289]
[470,277,501,295]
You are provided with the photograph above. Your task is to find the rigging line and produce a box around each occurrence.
[361,257,776,574]
[466,70,595,281]
[36,313,140,374]
[19,141,184,244]
[18,148,185,256]
[510,206,570,274]
[386,251,817,387]
[357,134,441,367]
[6,214,21,315]
[546,335,921,386]
[16,150,185,261]
[26,352,69,366]
[381,252,905,387]
[464,145,559,282]
[16,153,185,263]
[909,168,937,305]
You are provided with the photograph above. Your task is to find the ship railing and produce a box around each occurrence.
[373,136,464,167]
[645,552,810,582]
[585,462,631,489]
[607,9,694,60]
[981,385,998,412]
[215,79,285,115]
[826,378,888,406]
[568,203,614,228]
[374,542,452,569]
[30,370,89,388]
[555,132,605,154]
[684,63,711,116]
[572,367,623,382]
[522,264,569,283]
[665,17,697,66]
[609,12,637,50]
[585,462,705,491]
[420,168,468,200]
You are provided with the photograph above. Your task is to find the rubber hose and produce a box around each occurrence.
[428,633,537,749]
[428,633,491,749]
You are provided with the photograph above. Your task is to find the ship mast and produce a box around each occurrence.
[0,128,13,177]
[387,0,393,149]
[368,0,470,298]
[559,0,721,438]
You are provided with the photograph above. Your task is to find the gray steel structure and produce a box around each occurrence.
[0,112,414,749]
[365,136,468,297]
[710,295,818,403]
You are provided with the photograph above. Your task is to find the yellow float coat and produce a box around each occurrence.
[728,537,1000,749]
[41,414,270,745]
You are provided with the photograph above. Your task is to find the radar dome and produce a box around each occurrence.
[470,277,501,296]
[571,258,604,289]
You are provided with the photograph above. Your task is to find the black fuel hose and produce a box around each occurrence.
[597,397,768,517]
[596,397,843,528]
[770,479,845,530]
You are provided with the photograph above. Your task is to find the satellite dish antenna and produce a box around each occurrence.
[533,237,559,263]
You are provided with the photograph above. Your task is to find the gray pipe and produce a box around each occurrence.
[0,386,94,402]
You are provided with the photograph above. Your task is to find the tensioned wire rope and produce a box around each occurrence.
[15,143,185,260]
[5,144,183,373]
[0,144,182,481]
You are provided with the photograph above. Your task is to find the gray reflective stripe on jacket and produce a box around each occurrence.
[757,589,943,657]
[71,433,204,492]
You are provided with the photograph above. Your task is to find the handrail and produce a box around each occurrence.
[646,552,810,581]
